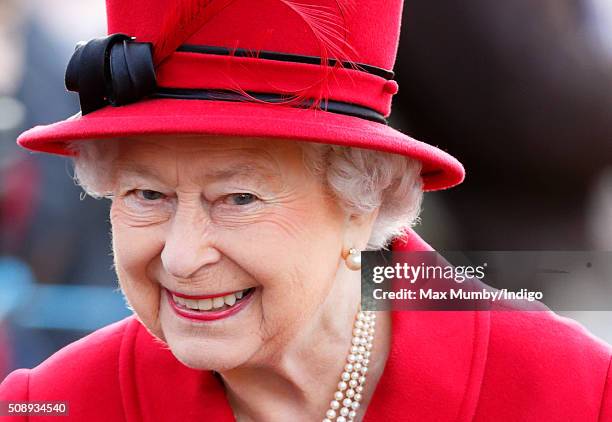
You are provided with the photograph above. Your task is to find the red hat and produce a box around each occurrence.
[17,0,464,191]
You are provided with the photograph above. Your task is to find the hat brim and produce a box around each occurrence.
[17,98,464,191]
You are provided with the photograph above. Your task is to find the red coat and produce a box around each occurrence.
[2,231,612,421]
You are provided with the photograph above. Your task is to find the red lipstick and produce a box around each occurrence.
[165,287,255,322]
[171,289,243,300]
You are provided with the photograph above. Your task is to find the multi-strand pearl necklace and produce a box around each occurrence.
[322,309,376,422]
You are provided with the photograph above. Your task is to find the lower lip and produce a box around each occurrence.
[166,288,255,322]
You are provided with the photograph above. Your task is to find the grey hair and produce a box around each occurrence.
[298,142,423,250]
[68,138,423,250]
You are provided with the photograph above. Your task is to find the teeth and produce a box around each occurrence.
[224,294,236,306]
[198,298,213,311]
[212,296,225,309]
[172,288,251,311]
[184,298,199,309]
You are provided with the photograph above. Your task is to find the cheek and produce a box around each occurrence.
[220,199,343,323]
[111,209,165,337]
[228,203,340,274]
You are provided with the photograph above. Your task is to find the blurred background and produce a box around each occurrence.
[0,0,611,379]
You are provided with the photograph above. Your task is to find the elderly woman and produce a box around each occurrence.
[1,0,611,421]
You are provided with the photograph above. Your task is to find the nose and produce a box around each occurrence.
[160,202,221,280]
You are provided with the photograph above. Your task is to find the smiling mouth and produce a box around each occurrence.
[170,287,256,313]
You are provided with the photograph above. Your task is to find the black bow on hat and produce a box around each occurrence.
[65,34,157,115]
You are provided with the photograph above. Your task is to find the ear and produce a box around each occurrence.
[342,207,380,252]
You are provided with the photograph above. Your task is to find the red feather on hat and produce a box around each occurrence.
[153,0,360,111]
[153,0,238,64]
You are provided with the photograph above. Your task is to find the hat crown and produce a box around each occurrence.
[16,0,464,192]
[106,0,404,71]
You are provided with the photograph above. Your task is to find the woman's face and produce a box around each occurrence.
[109,136,360,370]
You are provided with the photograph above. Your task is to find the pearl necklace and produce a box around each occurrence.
[322,309,376,422]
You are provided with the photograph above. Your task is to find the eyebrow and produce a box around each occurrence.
[204,163,280,180]
[114,162,168,183]
[114,161,280,184]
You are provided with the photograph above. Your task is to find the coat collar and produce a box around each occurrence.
[121,229,490,421]
[362,229,490,421]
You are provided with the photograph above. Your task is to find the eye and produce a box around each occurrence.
[136,189,166,201]
[225,193,257,206]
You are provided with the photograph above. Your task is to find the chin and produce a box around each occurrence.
[153,285,267,371]
[166,336,252,372]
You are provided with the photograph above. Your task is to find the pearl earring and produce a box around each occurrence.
[345,248,361,271]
